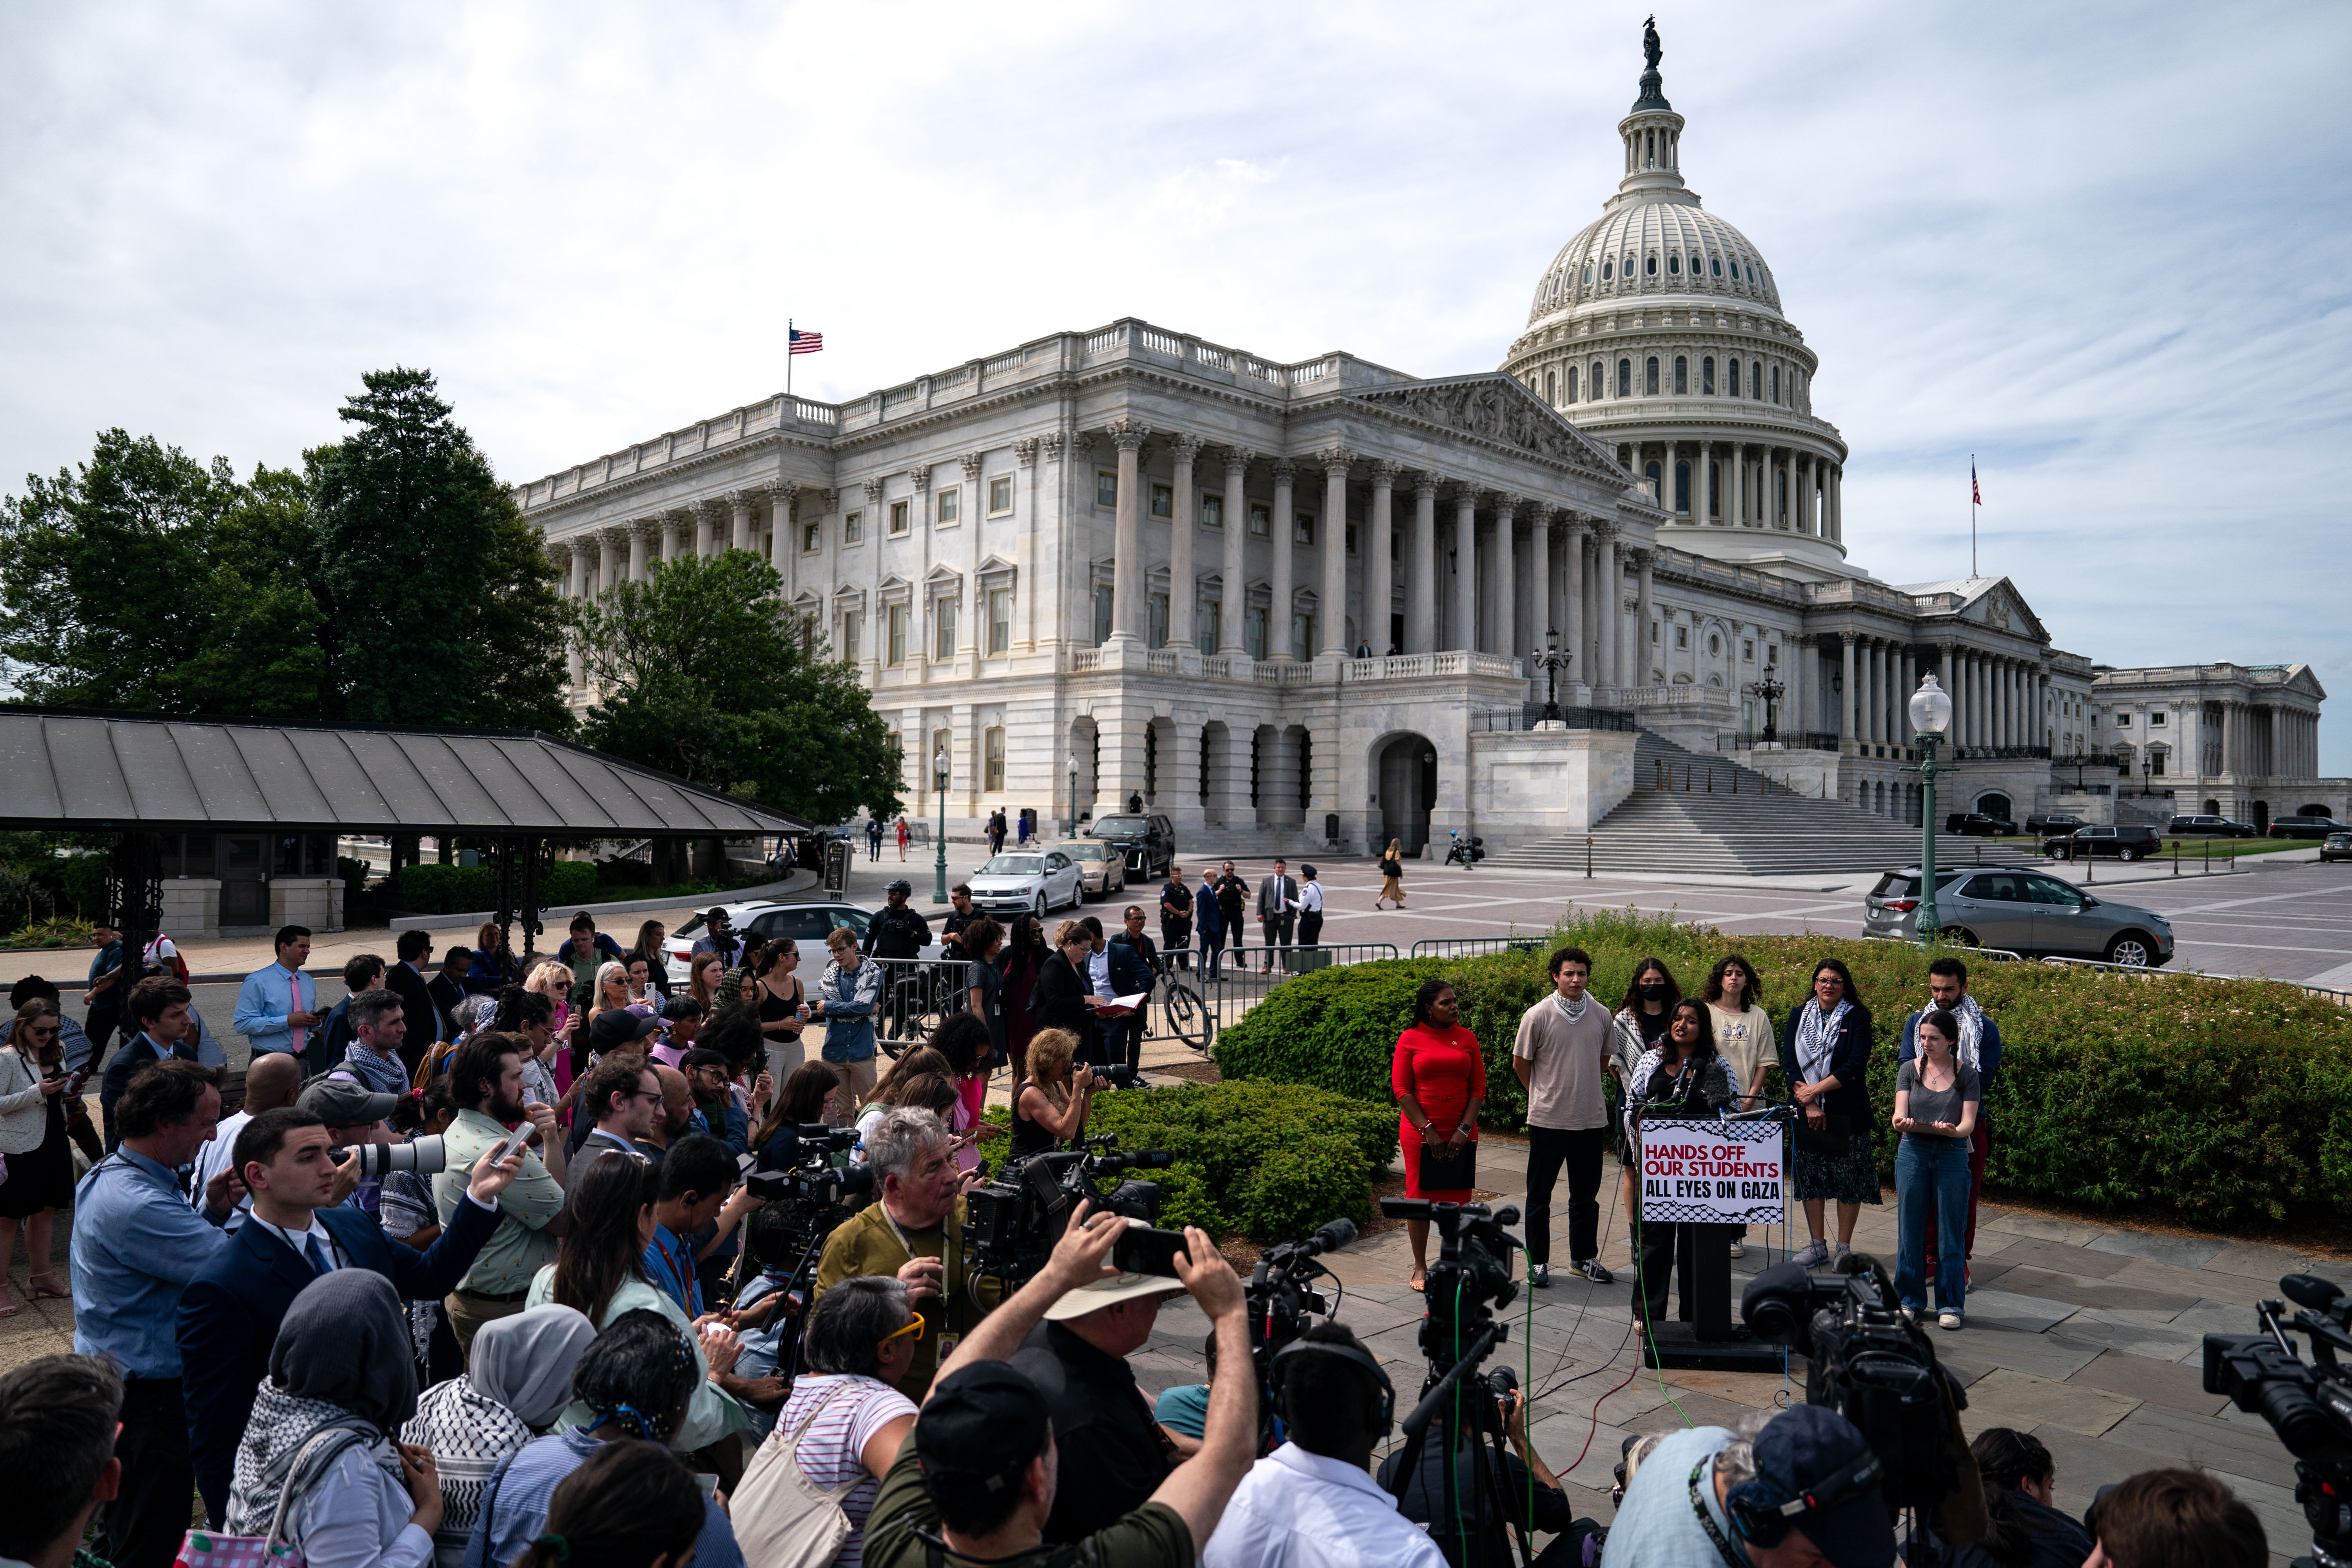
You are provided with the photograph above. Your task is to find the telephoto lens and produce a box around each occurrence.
[350,1135,450,1178]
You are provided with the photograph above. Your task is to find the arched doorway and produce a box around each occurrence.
[2298,804,2336,820]
[1375,733,1438,856]
[2254,801,2270,832]
[1976,792,2013,822]
[2203,798,2220,815]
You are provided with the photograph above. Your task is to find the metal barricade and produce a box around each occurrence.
[1408,936,1545,959]
[1181,941,1400,1043]
[859,954,973,1056]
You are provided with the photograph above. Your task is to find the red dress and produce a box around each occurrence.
[1393,1022,1486,1202]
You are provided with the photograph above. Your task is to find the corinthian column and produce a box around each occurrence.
[1408,475,1438,655]
[1633,548,1655,686]
[1453,490,1479,655]
[567,536,588,599]
[1840,632,1858,751]
[1368,463,1397,655]
[626,519,650,582]
[1490,495,1516,659]
[730,491,753,553]
[1320,448,1350,656]
[1107,420,1149,644]
[1269,459,1296,658]
[1525,507,1551,659]
[1220,449,1252,655]
[1593,524,1618,688]
[1564,517,1588,684]
[1167,435,1201,650]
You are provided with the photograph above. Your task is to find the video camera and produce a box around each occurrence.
[1380,1198,1523,1367]
[1742,1254,1968,1522]
[743,1126,873,1273]
[1242,1218,1355,1443]
[963,1134,1186,1289]
[2204,1273,2352,1564]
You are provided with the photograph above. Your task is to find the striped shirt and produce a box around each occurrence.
[769,1375,916,1568]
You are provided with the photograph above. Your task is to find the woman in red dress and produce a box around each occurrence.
[1392,977,1486,1291]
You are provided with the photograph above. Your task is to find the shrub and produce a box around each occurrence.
[395,858,598,915]
[1214,909,2352,1229]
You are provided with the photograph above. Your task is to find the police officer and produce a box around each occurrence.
[865,880,935,1043]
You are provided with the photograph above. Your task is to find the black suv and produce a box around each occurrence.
[2167,814,2257,838]
[2268,815,2341,841]
[2044,824,2162,862]
[1086,813,1177,878]
[2025,813,2088,836]
[1945,811,2019,837]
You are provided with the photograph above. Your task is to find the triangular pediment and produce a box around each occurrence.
[1897,575,2049,643]
[1351,374,1628,481]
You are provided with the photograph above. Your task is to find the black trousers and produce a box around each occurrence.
[1297,910,1325,946]
[102,1376,193,1568]
[1524,1125,1606,1266]
[1633,1216,1686,1327]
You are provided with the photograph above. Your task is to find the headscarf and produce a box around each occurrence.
[456,994,500,1042]
[224,1271,418,1533]
[469,1305,599,1430]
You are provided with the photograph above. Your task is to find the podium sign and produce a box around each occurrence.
[1637,1119,1785,1226]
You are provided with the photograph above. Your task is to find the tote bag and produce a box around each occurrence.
[729,1381,866,1568]
[174,1430,354,1568]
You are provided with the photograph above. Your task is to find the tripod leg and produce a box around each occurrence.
[1471,1399,1536,1568]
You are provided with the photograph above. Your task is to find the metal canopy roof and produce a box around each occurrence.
[0,707,811,838]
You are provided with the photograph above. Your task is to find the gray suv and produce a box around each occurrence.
[1862,867,2174,967]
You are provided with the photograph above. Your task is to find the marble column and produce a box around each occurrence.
[1269,460,1297,658]
[1900,650,1916,742]
[1221,450,1252,656]
[1453,490,1479,655]
[1700,441,1716,523]
[1840,633,1858,750]
[1831,466,1843,542]
[1793,636,1813,736]
[1490,495,1516,659]
[1564,519,1588,683]
[1408,474,1437,655]
[1321,449,1350,655]
[1368,463,1397,655]
[626,520,650,582]
[730,492,753,553]
[1660,440,1678,518]
[1594,526,1619,688]
[567,537,588,599]
[1633,549,1656,686]
[1167,436,1200,650]
[1107,421,1148,643]
[1526,508,1552,655]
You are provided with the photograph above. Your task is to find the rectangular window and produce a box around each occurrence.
[1196,599,1219,649]
[1770,365,1780,403]
[1673,356,1688,394]
[1702,356,1715,395]
[842,611,862,663]
[1150,483,1173,519]
[844,510,864,543]
[890,500,910,535]
[2151,711,2168,726]
[1201,493,1224,528]
[886,604,907,665]
[1766,642,1778,667]
[936,488,959,525]
[984,727,1005,792]
[802,520,822,552]
[1743,639,1755,662]
[1244,606,1268,659]
[1566,366,1578,401]
[1617,359,1631,397]
[1294,513,1315,546]
[1290,612,1313,661]
[1148,592,1169,649]
[1093,586,1114,647]
[989,476,1013,514]
[1728,360,1741,398]
[1248,504,1270,537]
[1675,626,1688,649]
[1096,472,1118,508]
[2115,713,2131,727]
[935,598,957,661]
[988,588,1012,654]
[2151,752,2165,777]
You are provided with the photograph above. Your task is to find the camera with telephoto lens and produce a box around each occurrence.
[1089,1063,1143,1090]
[744,1126,873,1272]
[2203,1273,2352,1566]
[348,1135,449,1178]
[1741,1253,1969,1528]
[963,1133,1182,1290]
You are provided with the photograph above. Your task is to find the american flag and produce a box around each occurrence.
[1971,461,1982,505]
[789,327,824,356]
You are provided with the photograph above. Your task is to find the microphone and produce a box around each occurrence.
[1305,1218,1358,1256]
[2283,1275,2345,1312]
[1123,1149,1176,1170]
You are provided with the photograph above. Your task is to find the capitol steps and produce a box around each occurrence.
[1486,730,2037,878]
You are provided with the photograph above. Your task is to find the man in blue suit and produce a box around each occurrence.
[176,1105,522,1525]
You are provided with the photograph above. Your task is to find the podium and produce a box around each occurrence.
[1636,1117,1788,1372]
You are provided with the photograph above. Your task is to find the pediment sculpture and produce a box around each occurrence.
[1368,380,1588,463]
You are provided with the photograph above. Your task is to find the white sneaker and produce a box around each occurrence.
[1728,1239,1746,1258]
[1791,1240,1829,1269]
[1938,1311,1964,1330]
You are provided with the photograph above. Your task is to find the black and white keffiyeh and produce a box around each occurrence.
[1793,998,1851,1082]
[223,1382,390,1536]
[1931,991,1988,1073]
[401,1376,533,1563]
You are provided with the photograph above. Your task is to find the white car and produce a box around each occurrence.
[662,899,946,975]
[967,851,1087,920]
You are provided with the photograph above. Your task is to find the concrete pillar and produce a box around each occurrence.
[1221,449,1252,656]
[1633,549,1655,687]
[1408,474,1437,655]
[1490,497,1516,659]
[1594,527,1619,688]
[1840,633,1858,749]
[1321,450,1350,655]
[1453,491,1478,655]
[1205,723,1250,828]
[1526,510,1552,656]
[1269,460,1296,659]
[1564,520,1588,685]
[1094,707,1147,818]
[1368,463,1397,655]
[1108,421,1148,643]
[1167,436,1200,650]
[1259,725,1302,829]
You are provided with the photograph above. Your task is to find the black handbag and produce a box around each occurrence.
[1418,1136,1477,1191]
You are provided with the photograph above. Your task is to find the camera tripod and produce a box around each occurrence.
[1384,1321,1535,1568]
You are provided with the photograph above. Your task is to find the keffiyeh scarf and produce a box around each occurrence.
[400,1376,533,1560]
[1793,998,1852,1083]
[223,1382,392,1537]
[1933,992,1987,1074]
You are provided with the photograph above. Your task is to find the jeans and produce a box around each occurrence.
[1925,1113,1989,1276]
[1895,1134,1972,1314]
[1524,1125,1606,1265]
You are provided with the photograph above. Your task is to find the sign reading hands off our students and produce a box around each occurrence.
[1638,1120,1785,1225]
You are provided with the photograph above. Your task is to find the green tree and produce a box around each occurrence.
[569,550,901,822]
[0,430,326,713]
[307,367,568,730]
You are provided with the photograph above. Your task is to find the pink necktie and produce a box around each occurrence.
[287,971,306,1056]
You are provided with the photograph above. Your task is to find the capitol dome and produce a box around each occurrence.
[1526,201,1780,331]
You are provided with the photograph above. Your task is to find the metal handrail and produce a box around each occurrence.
[1408,936,1546,958]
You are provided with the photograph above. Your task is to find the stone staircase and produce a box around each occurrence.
[1488,730,2038,878]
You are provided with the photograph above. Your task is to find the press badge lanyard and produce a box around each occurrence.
[881,1209,959,1357]
[651,1227,701,1316]
[1688,1461,1749,1568]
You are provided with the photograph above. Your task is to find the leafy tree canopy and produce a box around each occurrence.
[568,550,902,824]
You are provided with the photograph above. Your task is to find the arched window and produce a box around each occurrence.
[1729,261,1741,281]
[1751,361,1764,401]
[1645,253,1659,276]
[1617,358,1632,397]
[1667,253,1681,275]
[1727,358,1740,398]
[1690,253,1702,276]
[1675,461,1691,514]
[1590,361,1603,400]
[1583,263,1595,285]
[1770,365,1781,403]
[1624,253,1637,279]
[1566,365,1579,402]
[1602,259,1613,281]
[1644,356,1659,395]
[1711,256,1722,277]
[1707,460,1721,516]
[1645,460,1662,501]
[1701,356,1715,394]
[1544,370,1556,405]
[1673,356,1688,394]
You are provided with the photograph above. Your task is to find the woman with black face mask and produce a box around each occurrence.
[1607,957,1681,1257]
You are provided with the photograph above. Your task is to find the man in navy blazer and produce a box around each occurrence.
[177,1105,522,1524]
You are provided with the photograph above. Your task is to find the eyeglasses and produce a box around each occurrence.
[881,1310,927,1344]
[23,1025,58,1037]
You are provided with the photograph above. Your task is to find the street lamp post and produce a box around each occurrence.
[1908,672,1955,940]
[932,740,951,905]
[1746,673,1787,746]
[1528,639,1574,722]
[1067,751,1080,840]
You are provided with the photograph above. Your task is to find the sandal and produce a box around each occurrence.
[1408,1268,1427,1293]
[27,1274,66,1300]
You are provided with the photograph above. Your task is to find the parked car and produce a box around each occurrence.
[1862,866,2174,966]
[2321,831,2352,864]
[966,849,1086,919]
[2043,824,2163,863]
[1945,811,2019,837]
[663,899,946,975]
[2024,813,2089,836]
[1085,813,1178,878]
[1054,839,1126,900]
[2268,815,2341,840]
[2166,814,2258,838]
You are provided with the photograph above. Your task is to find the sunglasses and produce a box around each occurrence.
[24,1024,59,1037]
[881,1310,927,1345]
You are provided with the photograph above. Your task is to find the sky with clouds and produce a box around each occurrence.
[5,1,2349,769]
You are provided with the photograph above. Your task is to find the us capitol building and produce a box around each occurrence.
[516,29,2338,853]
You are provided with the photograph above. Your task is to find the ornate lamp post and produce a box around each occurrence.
[1908,673,1956,939]
[1528,639,1574,722]
[1067,751,1080,840]
[932,739,951,905]
[1746,673,1787,746]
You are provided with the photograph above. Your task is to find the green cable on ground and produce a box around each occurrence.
[1630,1181,1698,1430]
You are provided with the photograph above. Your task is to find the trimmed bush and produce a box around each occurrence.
[1214,908,2352,1229]
[396,859,599,915]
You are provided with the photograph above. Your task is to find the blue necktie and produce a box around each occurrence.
[304,1233,333,1276]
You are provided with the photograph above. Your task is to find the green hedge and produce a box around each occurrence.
[395,860,599,915]
[1213,908,2352,1229]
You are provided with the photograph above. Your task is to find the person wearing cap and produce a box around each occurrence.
[689,907,744,969]
[176,1104,519,1525]
[1602,1404,1897,1568]
[1295,865,1326,948]
[813,1106,998,1402]
[433,1032,570,1356]
[297,1072,408,1216]
[864,882,934,961]
[860,1200,1256,1568]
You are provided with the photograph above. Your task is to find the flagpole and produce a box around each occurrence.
[1970,454,1978,578]
[787,318,793,401]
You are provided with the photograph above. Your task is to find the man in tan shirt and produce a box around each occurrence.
[1512,946,1618,1288]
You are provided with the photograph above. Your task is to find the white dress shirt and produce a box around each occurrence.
[1299,881,1325,915]
[248,1214,347,1272]
[1202,1442,1449,1568]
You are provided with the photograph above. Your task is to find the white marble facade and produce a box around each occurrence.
[514,33,2328,851]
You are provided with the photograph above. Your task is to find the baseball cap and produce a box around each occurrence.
[1040,1269,1186,1322]
[590,1009,662,1052]
[915,1362,1053,1511]
[1741,1405,1896,1568]
[298,1076,399,1129]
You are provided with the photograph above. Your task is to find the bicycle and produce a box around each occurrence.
[1152,949,1213,1055]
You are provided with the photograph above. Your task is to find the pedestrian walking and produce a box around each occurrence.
[895,815,910,860]
[1016,808,1033,847]
[1376,838,1407,909]
[82,921,125,1063]
[1195,866,1226,981]
[1296,864,1326,948]
[867,817,883,860]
